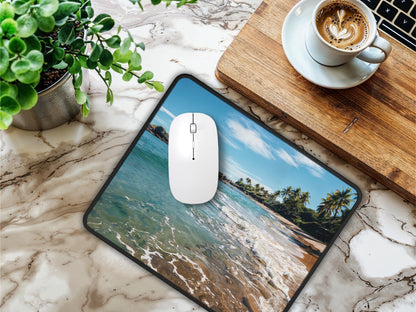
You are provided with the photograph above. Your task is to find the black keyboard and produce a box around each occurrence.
[361,0,416,52]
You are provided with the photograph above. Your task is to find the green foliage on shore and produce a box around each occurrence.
[234,178,355,244]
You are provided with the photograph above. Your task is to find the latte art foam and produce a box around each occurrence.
[316,3,369,50]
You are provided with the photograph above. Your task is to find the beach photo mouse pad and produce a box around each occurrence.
[84,75,361,312]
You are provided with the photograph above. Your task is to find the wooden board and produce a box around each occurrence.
[216,0,416,205]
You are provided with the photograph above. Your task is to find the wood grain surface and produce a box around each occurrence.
[216,0,416,204]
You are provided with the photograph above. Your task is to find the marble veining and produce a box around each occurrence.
[1,0,415,311]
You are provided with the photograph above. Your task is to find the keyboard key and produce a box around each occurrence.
[395,12,416,31]
[412,27,416,37]
[361,0,381,10]
[380,20,416,51]
[392,0,414,12]
[374,13,381,22]
[377,2,399,20]
[410,5,416,18]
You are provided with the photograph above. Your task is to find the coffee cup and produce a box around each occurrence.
[305,0,392,66]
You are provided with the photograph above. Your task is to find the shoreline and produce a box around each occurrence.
[228,184,326,271]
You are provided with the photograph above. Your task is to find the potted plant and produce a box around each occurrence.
[0,0,196,130]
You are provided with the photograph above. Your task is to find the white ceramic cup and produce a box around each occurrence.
[305,0,392,66]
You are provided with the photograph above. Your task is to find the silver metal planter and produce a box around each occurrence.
[12,71,81,131]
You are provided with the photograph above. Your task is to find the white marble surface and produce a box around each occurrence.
[1,0,415,311]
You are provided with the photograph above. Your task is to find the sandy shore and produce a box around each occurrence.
[240,192,326,271]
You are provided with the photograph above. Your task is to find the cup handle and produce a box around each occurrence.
[356,35,392,63]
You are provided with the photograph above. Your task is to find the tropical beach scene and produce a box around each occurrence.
[86,78,358,312]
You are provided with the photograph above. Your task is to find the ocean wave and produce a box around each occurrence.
[214,188,309,306]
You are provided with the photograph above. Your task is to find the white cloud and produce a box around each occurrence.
[218,130,240,150]
[294,153,325,178]
[275,149,298,167]
[221,157,272,191]
[226,118,275,159]
[160,107,176,119]
[274,148,325,178]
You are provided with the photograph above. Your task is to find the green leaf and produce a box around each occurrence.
[0,82,18,98]
[52,60,67,69]
[86,58,97,69]
[78,55,88,68]
[106,88,113,105]
[53,47,64,61]
[96,17,114,33]
[16,69,40,84]
[99,49,113,67]
[75,89,87,104]
[93,13,111,23]
[0,111,12,129]
[17,14,38,38]
[0,47,9,75]
[64,54,74,67]
[89,43,103,62]
[23,35,41,54]
[54,16,68,27]
[136,42,145,51]
[113,49,131,63]
[0,95,20,115]
[54,2,81,21]
[81,100,89,117]
[38,0,59,17]
[1,18,18,36]
[105,35,121,49]
[138,71,153,83]
[58,21,75,45]
[85,6,94,18]
[11,59,30,74]
[130,52,141,67]
[120,38,131,55]
[152,81,164,92]
[73,71,83,88]
[17,83,37,110]
[26,50,44,70]
[0,82,9,97]
[12,0,31,15]
[105,71,112,86]
[144,81,154,89]
[151,0,162,5]
[1,66,16,82]
[110,64,123,74]
[86,23,103,35]
[37,15,55,32]
[8,37,26,54]
[122,71,133,81]
[0,2,15,22]
[68,59,81,74]
[70,37,84,50]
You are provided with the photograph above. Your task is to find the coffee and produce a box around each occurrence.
[316,2,369,50]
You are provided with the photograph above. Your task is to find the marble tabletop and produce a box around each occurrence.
[1,0,415,311]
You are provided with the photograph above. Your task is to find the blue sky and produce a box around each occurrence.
[151,78,355,209]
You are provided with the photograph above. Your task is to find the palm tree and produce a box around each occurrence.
[292,187,301,200]
[255,183,260,193]
[299,191,310,206]
[270,190,281,202]
[281,186,293,199]
[318,188,353,218]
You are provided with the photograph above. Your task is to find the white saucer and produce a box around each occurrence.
[282,0,379,89]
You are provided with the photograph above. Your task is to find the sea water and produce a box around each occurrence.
[87,131,315,311]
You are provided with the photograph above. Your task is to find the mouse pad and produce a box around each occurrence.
[84,74,361,312]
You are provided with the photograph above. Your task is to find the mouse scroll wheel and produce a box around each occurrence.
[190,123,197,133]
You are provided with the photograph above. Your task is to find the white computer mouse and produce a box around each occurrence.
[168,112,218,204]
